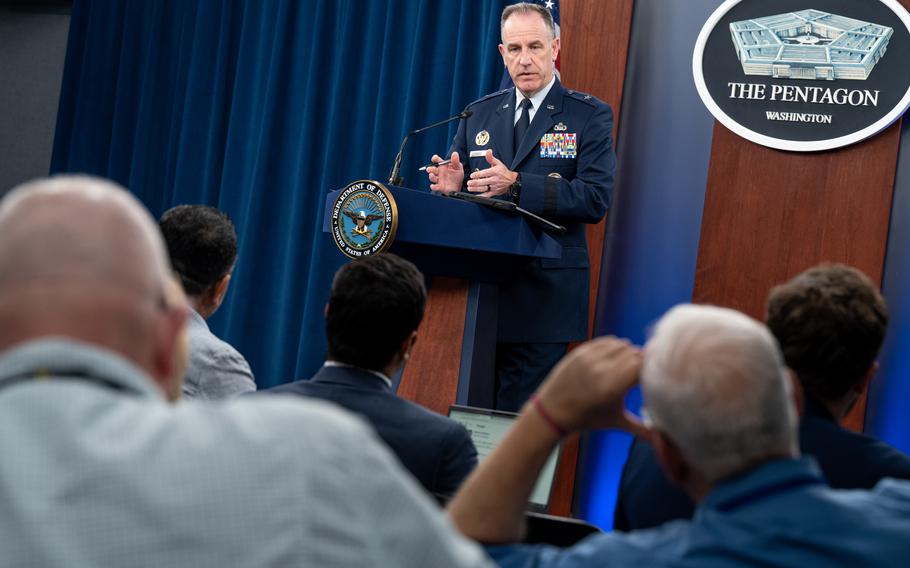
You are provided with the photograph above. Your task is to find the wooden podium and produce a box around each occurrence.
[323,184,562,412]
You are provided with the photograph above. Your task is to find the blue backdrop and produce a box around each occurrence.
[51,0,509,389]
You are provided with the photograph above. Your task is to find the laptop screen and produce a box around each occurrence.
[448,405,561,510]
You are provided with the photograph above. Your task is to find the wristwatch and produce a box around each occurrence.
[508,173,522,202]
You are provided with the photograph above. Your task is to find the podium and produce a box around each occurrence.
[323,184,561,414]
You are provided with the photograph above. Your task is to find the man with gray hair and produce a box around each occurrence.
[615,264,910,530]
[447,304,910,567]
[0,176,493,567]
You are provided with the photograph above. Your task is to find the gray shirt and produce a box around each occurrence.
[0,339,494,568]
[183,308,256,399]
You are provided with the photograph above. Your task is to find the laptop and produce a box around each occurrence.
[448,404,562,512]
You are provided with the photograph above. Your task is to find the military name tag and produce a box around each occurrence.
[539,133,577,158]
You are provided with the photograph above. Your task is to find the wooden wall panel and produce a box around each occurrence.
[552,0,635,517]
[694,117,901,433]
[561,0,635,338]
[694,123,898,315]
[397,278,468,415]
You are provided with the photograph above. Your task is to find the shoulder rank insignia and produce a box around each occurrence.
[584,94,592,100]
[553,122,567,132]
[475,130,490,146]
[472,88,511,106]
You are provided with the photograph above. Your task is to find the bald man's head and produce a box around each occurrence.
[0,176,188,400]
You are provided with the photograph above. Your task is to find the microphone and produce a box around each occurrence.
[387,109,473,187]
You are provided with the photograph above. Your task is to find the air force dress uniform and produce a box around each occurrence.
[448,79,616,409]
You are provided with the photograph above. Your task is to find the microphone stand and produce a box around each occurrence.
[388,110,472,186]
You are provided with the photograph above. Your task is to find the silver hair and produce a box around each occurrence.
[641,304,798,482]
[501,2,557,41]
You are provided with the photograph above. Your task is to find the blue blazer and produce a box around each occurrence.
[449,79,616,342]
[613,398,910,531]
[261,365,478,497]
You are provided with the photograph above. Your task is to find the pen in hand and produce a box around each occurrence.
[418,158,452,172]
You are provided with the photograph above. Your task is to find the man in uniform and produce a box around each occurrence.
[426,2,616,411]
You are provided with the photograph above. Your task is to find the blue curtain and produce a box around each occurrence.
[51,0,509,388]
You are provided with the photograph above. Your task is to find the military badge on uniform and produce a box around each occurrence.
[539,133,577,159]
[331,180,398,259]
[553,122,567,132]
[475,130,490,146]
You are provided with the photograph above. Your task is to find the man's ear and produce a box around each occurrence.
[197,273,231,317]
[551,36,560,60]
[211,273,231,308]
[855,362,878,396]
[152,297,190,403]
[401,330,418,361]
[786,368,805,419]
[652,431,687,487]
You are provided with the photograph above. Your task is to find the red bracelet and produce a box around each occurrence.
[530,394,569,438]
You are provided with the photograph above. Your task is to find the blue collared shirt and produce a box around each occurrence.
[489,458,910,567]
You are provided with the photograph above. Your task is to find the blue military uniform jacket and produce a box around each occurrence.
[261,364,478,497]
[449,79,616,343]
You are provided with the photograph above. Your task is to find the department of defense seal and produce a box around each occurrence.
[475,130,490,146]
[330,180,398,259]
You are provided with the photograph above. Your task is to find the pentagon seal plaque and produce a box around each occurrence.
[694,0,910,151]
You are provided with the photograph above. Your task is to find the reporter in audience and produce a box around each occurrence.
[0,176,493,568]
[447,304,910,567]
[614,264,910,530]
[159,204,256,399]
[262,253,478,497]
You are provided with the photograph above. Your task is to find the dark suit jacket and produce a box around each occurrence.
[261,365,478,497]
[614,397,910,531]
[449,79,616,342]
